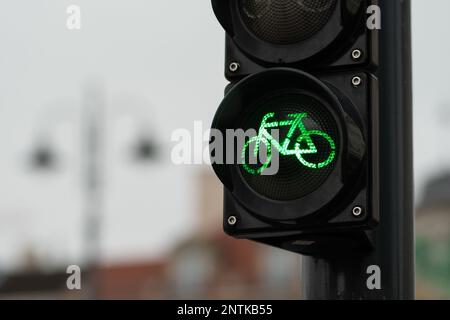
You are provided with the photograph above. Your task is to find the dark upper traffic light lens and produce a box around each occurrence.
[239,91,339,201]
[239,0,337,44]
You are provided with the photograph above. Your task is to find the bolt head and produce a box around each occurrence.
[351,49,363,61]
[352,76,362,87]
[229,62,240,73]
[227,216,237,226]
[352,206,364,217]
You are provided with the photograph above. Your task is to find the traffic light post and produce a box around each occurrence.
[210,0,413,300]
[301,0,414,300]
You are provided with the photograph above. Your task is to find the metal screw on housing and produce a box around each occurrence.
[229,62,240,73]
[352,206,363,217]
[228,216,237,226]
[352,76,362,88]
[351,49,363,61]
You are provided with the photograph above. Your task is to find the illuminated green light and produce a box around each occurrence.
[242,112,336,175]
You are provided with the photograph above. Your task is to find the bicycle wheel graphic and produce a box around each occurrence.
[241,136,272,175]
[295,130,336,169]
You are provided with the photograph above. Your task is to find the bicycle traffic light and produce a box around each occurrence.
[210,0,379,257]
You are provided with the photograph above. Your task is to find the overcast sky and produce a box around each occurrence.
[0,0,448,271]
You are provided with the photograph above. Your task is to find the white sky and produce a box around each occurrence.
[0,0,448,271]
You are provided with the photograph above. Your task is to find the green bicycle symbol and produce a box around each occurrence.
[241,112,337,175]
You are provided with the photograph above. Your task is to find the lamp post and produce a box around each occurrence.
[29,83,158,298]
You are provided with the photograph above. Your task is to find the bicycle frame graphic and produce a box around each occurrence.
[241,112,337,175]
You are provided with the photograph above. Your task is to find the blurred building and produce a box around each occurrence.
[416,173,450,299]
[164,170,300,299]
[0,169,300,299]
[6,169,450,300]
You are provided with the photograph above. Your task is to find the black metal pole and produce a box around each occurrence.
[301,0,414,300]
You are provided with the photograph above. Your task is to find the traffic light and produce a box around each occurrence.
[210,0,379,257]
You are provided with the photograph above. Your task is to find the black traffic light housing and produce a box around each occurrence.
[213,0,379,79]
[210,0,379,257]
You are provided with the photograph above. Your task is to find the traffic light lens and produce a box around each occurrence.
[239,0,337,44]
[239,92,339,201]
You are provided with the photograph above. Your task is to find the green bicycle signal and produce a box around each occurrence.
[242,112,337,175]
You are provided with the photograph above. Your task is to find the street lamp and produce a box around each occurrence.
[28,83,158,298]
[30,142,58,171]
